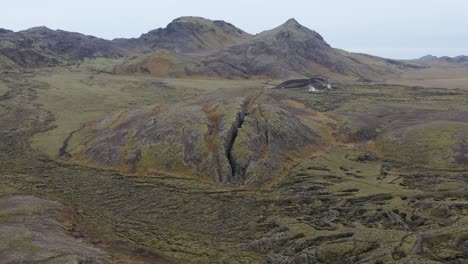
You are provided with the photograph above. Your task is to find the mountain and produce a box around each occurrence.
[1,17,423,80]
[112,16,252,54]
[418,54,439,61]
[416,54,468,66]
[115,18,423,80]
[0,26,123,70]
[0,17,252,71]
[439,55,468,64]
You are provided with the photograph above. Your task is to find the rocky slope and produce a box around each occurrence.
[439,55,468,65]
[416,54,468,65]
[115,18,423,80]
[0,26,124,70]
[113,16,252,54]
[0,17,252,71]
[61,90,331,184]
[418,54,439,61]
[1,17,424,80]
[2,70,467,263]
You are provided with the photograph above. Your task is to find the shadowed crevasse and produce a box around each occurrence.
[226,104,247,179]
[221,98,249,182]
[58,125,85,158]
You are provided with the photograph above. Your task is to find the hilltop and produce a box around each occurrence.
[112,16,252,53]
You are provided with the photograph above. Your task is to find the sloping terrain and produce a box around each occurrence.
[0,194,112,263]
[416,54,468,65]
[385,63,468,90]
[0,17,252,73]
[418,54,440,62]
[113,16,252,53]
[0,68,467,263]
[1,17,428,81]
[1,15,468,264]
[62,84,329,184]
[0,27,124,70]
[115,19,423,80]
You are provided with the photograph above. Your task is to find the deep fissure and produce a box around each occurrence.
[226,110,246,177]
[58,125,85,158]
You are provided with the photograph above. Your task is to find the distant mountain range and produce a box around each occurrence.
[417,54,468,64]
[0,16,433,80]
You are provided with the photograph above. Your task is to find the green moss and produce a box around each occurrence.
[0,80,9,96]
[377,121,468,168]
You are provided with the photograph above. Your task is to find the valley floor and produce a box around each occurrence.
[385,64,468,90]
[0,66,467,263]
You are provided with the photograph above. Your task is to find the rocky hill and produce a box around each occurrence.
[113,16,252,54]
[1,17,423,80]
[63,91,330,184]
[0,26,124,70]
[439,55,468,65]
[418,54,439,61]
[115,18,423,80]
[416,54,468,65]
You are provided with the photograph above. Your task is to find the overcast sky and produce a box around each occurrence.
[2,0,468,59]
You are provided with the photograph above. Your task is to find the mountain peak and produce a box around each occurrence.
[23,26,53,33]
[258,18,325,43]
[418,54,439,61]
[275,18,305,32]
[137,16,251,53]
[283,18,300,26]
[171,16,212,25]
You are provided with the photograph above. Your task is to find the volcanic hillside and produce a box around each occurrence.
[115,18,423,80]
[112,16,252,53]
[0,27,123,70]
[1,16,424,80]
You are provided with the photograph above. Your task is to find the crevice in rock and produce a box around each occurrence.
[206,91,265,183]
[58,125,85,158]
[225,94,262,180]
[226,107,247,178]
